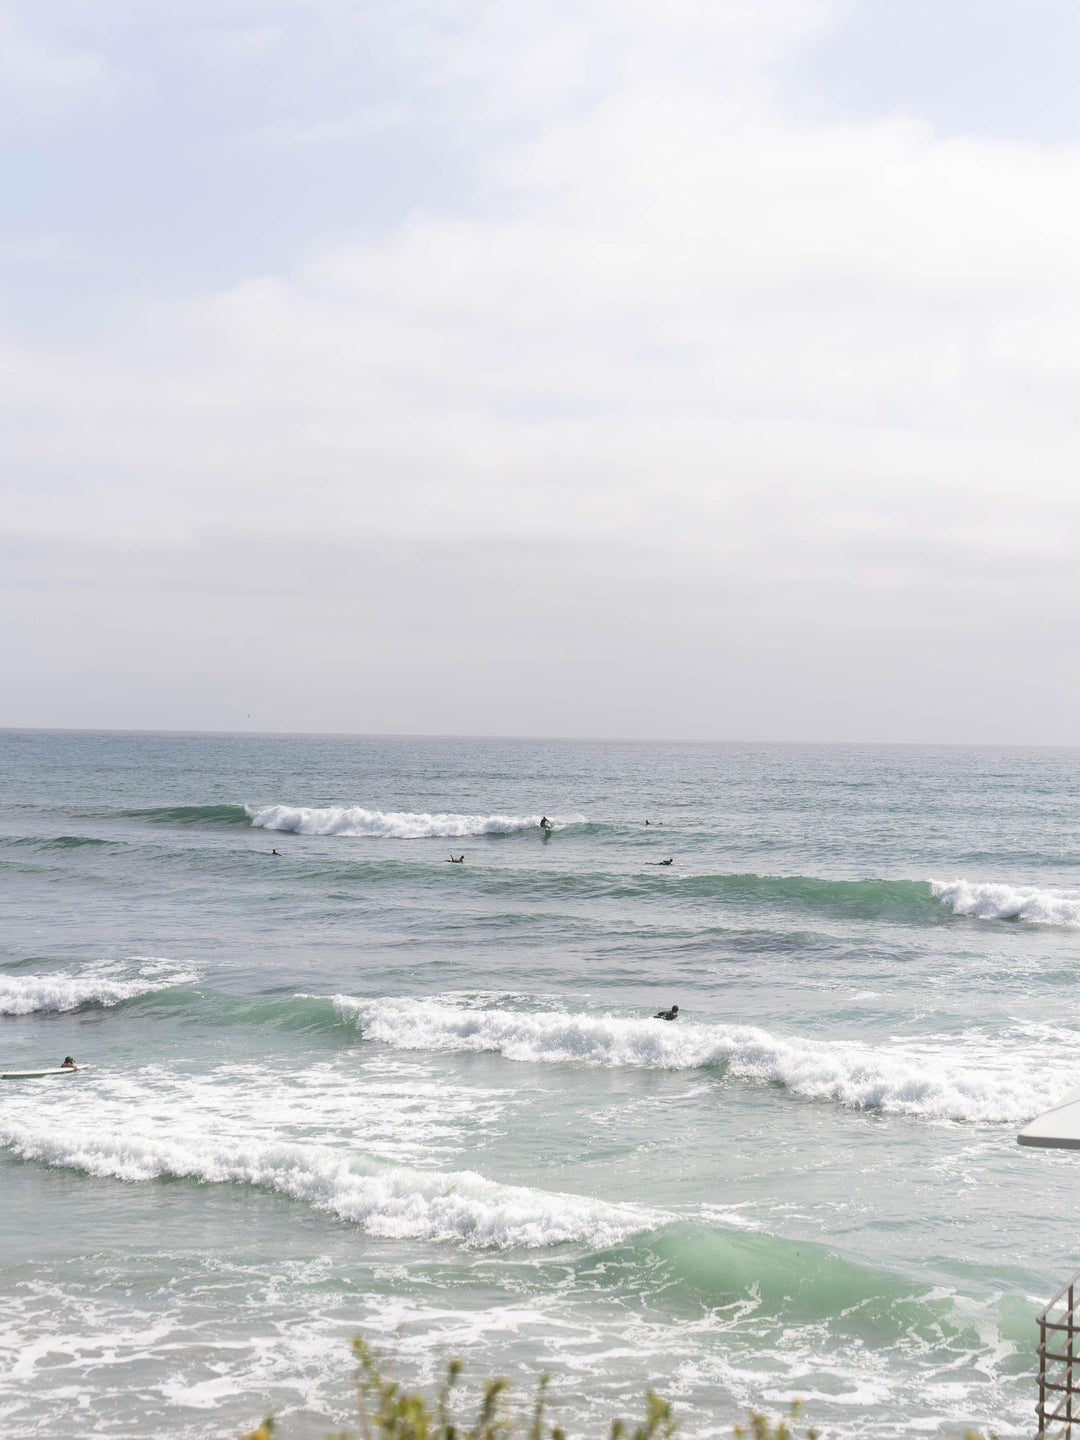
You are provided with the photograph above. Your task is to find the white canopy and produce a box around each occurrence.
[1018,1086,1080,1150]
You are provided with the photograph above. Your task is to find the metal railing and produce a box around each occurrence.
[1039,1271,1080,1437]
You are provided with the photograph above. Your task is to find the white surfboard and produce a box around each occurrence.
[1018,1085,1080,1149]
[1,1067,86,1080]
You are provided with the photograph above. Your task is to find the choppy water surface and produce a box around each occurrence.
[2,732,1080,1438]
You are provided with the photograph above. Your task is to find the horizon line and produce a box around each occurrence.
[1,725,1079,751]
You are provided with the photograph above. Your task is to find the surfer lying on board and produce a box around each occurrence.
[646,858,674,866]
[539,816,553,831]
[653,1006,679,1021]
[61,1056,78,1070]
[446,854,465,863]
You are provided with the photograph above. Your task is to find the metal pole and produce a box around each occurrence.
[1040,1305,1047,1437]
[1069,1281,1075,1440]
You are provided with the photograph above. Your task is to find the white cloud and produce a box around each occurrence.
[4,0,1080,736]
[0,7,101,101]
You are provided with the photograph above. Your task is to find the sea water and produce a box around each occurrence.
[2,731,1079,1438]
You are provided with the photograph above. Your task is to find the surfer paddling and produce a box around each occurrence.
[653,1006,679,1022]
[646,858,674,866]
[446,854,465,864]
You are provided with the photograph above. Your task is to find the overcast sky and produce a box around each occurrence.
[4,0,1080,742]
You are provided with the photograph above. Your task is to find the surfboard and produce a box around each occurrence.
[1018,1084,1080,1148]
[1,1067,85,1079]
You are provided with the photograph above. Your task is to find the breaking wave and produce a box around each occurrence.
[0,959,198,1016]
[0,1118,651,1250]
[335,997,1069,1123]
[247,805,583,839]
[932,879,1080,927]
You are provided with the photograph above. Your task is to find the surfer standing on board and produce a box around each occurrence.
[540,816,553,831]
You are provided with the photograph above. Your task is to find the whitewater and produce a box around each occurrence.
[247,803,584,839]
[0,1108,652,1248]
[3,732,1080,1440]
[0,957,197,1015]
[332,996,1079,1123]
[932,877,1080,927]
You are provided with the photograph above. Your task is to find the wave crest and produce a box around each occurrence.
[0,1118,650,1249]
[247,805,581,839]
[119,804,250,826]
[0,959,198,1016]
[932,879,1080,927]
[335,997,1068,1124]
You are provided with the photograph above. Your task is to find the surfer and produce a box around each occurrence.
[653,1006,679,1021]
[446,854,465,863]
[539,816,553,831]
[646,858,674,866]
[271,848,280,856]
[61,1056,78,1070]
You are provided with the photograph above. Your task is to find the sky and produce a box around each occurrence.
[4,0,1080,742]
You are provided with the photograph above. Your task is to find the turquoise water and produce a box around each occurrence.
[3,732,1080,1438]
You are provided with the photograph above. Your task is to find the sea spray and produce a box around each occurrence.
[932,878,1080,927]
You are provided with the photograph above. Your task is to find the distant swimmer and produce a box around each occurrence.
[646,858,674,866]
[539,816,553,831]
[61,1056,78,1070]
[447,854,465,863]
[653,1006,679,1021]
[271,848,280,856]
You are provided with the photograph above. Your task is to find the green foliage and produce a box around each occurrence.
[239,1420,275,1440]
[733,1400,817,1440]
[607,1389,677,1440]
[239,1339,997,1440]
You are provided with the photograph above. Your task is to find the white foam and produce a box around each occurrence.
[246,804,582,839]
[931,878,1080,927]
[0,1113,650,1250]
[0,958,197,1016]
[335,997,1074,1124]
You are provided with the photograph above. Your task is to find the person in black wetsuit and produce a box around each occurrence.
[653,1006,679,1021]
[539,816,553,831]
[446,854,465,863]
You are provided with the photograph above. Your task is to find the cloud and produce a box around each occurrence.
[4,0,1080,735]
[0,7,101,102]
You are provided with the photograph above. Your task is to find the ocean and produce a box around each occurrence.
[2,730,1079,1439]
